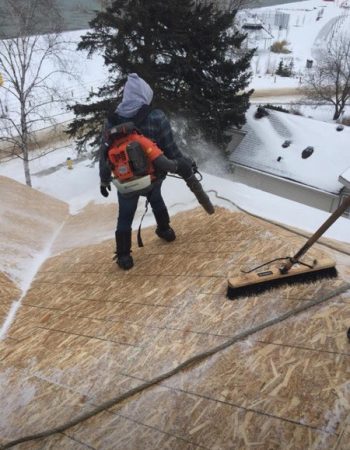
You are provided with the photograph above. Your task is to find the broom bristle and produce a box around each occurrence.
[227,266,338,300]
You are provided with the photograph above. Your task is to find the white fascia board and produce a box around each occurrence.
[339,167,350,189]
[232,162,341,197]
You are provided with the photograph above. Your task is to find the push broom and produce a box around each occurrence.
[227,195,350,300]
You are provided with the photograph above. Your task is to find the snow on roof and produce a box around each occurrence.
[229,106,350,194]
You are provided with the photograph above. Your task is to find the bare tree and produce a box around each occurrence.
[303,32,350,121]
[0,0,76,187]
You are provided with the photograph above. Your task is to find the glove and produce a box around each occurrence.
[176,156,193,180]
[100,183,111,197]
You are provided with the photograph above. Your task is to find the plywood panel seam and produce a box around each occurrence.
[31,373,99,402]
[59,432,96,450]
[64,313,231,338]
[255,339,350,357]
[81,299,181,309]
[31,274,226,287]
[21,302,71,312]
[109,410,210,449]
[35,326,144,349]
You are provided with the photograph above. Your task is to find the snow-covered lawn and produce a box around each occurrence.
[1,141,349,244]
[247,0,350,96]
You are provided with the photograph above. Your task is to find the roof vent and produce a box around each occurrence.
[301,146,314,159]
[282,140,292,148]
[336,125,344,132]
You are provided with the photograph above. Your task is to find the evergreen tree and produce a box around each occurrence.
[276,59,292,77]
[289,58,294,75]
[276,60,284,76]
[67,0,254,152]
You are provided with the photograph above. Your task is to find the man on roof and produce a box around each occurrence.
[99,73,194,270]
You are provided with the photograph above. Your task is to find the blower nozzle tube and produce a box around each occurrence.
[185,174,215,215]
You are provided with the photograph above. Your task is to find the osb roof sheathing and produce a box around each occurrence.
[1,179,350,449]
[0,273,20,325]
[0,176,69,291]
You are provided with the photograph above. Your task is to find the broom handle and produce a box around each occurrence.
[281,195,350,272]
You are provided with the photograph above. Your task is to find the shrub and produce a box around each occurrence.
[341,116,350,126]
[254,106,269,119]
[270,40,291,54]
[263,104,289,113]
[289,108,303,116]
[275,60,293,77]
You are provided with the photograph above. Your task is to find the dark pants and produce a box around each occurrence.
[117,182,167,232]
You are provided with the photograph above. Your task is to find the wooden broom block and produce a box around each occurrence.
[228,256,336,289]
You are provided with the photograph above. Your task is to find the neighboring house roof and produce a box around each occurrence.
[244,27,273,41]
[229,107,350,195]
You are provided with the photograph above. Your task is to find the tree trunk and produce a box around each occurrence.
[21,108,32,187]
[333,107,341,121]
[23,154,32,187]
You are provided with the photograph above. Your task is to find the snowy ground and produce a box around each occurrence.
[1,143,349,242]
[1,0,349,131]
[0,30,108,136]
[250,97,344,122]
[0,0,349,231]
[246,0,350,90]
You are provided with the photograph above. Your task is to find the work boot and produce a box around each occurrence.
[114,230,134,270]
[153,208,176,242]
